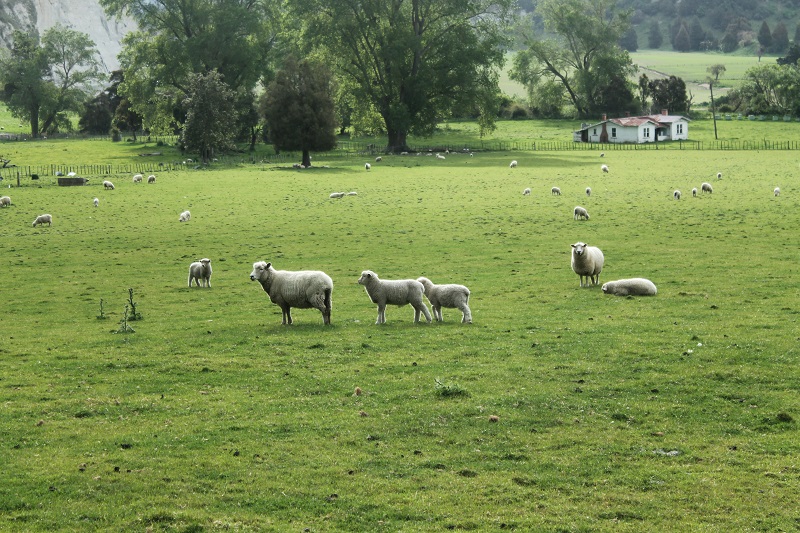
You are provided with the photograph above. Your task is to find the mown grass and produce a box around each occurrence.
[1,142,797,531]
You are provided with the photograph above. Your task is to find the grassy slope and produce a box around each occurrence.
[1,143,797,531]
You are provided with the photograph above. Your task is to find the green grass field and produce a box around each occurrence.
[1,139,797,531]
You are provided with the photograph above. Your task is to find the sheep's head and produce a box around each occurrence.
[250,261,271,281]
[358,270,376,286]
[416,277,432,291]
[571,242,588,256]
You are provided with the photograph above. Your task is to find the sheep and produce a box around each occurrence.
[692,187,697,197]
[103,180,115,190]
[774,187,780,197]
[357,270,431,324]
[570,242,604,287]
[601,164,609,173]
[509,160,518,168]
[32,214,52,227]
[673,190,681,200]
[249,261,333,325]
[93,197,99,207]
[375,156,382,162]
[67,171,77,177]
[133,174,143,183]
[602,278,657,296]
[436,153,445,160]
[416,277,472,323]
[179,210,191,222]
[365,163,371,170]
[717,172,722,180]
[188,258,212,288]
[573,206,590,220]
[701,182,713,194]
[551,186,561,196]
[347,191,358,196]
[586,187,591,197]
[0,196,11,207]
[522,188,531,196]
[600,152,605,157]
[147,175,156,184]
[329,192,345,199]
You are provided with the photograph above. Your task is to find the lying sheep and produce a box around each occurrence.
[103,180,115,190]
[0,196,11,207]
[522,188,531,196]
[93,197,99,207]
[509,160,518,168]
[774,187,780,197]
[133,174,143,183]
[673,190,681,200]
[571,242,604,287]
[32,214,52,227]
[586,187,591,197]
[601,164,609,173]
[250,261,333,325]
[179,210,191,222]
[551,186,561,196]
[417,277,472,323]
[692,187,697,197]
[188,258,212,288]
[574,206,590,220]
[436,153,445,160]
[701,182,713,194]
[347,191,358,196]
[329,192,345,199]
[358,270,431,324]
[147,175,156,184]
[602,278,657,296]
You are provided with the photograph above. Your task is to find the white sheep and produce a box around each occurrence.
[249,261,333,325]
[188,258,212,288]
[67,171,77,177]
[358,270,431,324]
[717,172,722,180]
[365,163,371,170]
[103,180,115,190]
[416,277,472,323]
[692,187,697,197]
[571,242,604,287]
[551,186,561,196]
[774,187,780,197]
[179,210,191,222]
[673,190,681,200]
[436,153,445,160]
[701,182,713,194]
[133,174,143,183]
[0,196,11,207]
[602,278,657,296]
[375,156,382,162]
[329,192,345,199]
[601,164,609,173]
[522,188,531,196]
[600,152,605,157]
[147,175,156,184]
[347,191,358,196]
[509,160,518,168]
[93,197,99,207]
[573,206,590,220]
[586,187,591,197]
[32,214,52,227]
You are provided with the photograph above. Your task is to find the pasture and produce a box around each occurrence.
[1,144,798,531]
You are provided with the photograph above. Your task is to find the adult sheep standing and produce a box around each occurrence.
[573,206,590,220]
[601,164,609,173]
[147,175,156,184]
[417,277,472,323]
[133,174,143,183]
[358,270,431,324]
[188,258,212,288]
[250,261,333,325]
[522,188,531,196]
[0,196,11,207]
[179,210,191,222]
[551,186,561,196]
[32,214,52,227]
[673,190,681,200]
[103,180,115,190]
[774,187,780,197]
[701,182,713,194]
[570,242,604,287]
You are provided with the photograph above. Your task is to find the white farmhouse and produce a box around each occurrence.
[574,110,690,144]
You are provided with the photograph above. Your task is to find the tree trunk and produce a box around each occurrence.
[302,149,311,167]
[30,108,40,139]
[386,128,409,153]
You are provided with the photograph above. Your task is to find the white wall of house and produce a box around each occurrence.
[670,119,689,140]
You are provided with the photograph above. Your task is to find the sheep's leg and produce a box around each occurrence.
[432,305,442,321]
[376,304,386,324]
[460,304,472,323]
[416,303,432,323]
[413,307,421,322]
[280,305,292,325]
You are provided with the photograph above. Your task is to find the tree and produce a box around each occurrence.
[512,0,636,118]
[794,23,800,45]
[649,75,689,114]
[291,0,514,152]
[771,22,789,54]
[777,43,800,66]
[758,21,772,50]
[688,18,705,51]
[0,25,102,137]
[648,20,663,49]
[619,27,638,52]
[261,56,337,167]
[79,90,114,134]
[182,70,238,163]
[707,64,727,82]
[736,64,800,115]
[638,73,651,112]
[673,24,691,52]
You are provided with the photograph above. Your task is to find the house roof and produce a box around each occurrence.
[574,113,690,133]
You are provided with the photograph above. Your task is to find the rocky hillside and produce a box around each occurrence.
[0,0,134,72]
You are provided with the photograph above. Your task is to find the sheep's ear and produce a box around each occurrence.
[265,262,271,269]
[571,244,576,248]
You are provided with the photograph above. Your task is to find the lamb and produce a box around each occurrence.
[551,186,561,196]
[601,164,609,173]
[147,175,156,183]
[365,163,371,170]
[673,190,681,200]
[179,210,191,222]
[692,187,697,197]
[602,278,657,296]
[133,174,143,183]
[0,196,11,207]
[586,187,591,197]
[347,191,358,196]
[93,197,99,207]
[416,277,472,323]
[188,258,212,287]
[329,192,346,199]
[509,160,518,168]
[358,270,431,324]
[522,188,531,196]
[103,180,115,190]
[32,214,52,227]
[573,206,590,220]
[701,182,713,194]
[249,261,333,325]
[570,242,604,287]
[774,187,780,197]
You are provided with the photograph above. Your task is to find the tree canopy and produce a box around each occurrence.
[182,70,238,162]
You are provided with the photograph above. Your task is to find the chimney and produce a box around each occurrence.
[661,109,668,116]
[625,111,630,117]
[602,114,607,121]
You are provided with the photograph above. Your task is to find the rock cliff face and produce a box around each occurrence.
[0,0,134,72]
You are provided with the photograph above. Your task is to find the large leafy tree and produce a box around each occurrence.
[291,0,514,152]
[182,70,238,162]
[649,75,689,114]
[0,25,102,137]
[735,64,800,115]
[511,0,636,118]
[261,56,337,167]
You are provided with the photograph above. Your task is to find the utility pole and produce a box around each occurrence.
[709,80,718,140]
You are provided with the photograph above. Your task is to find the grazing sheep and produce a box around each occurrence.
[601,164,609,173]
[570,242,604,287]
[329,192,346,199]
[32,214,52,227]
[0,196,11,207]
[365,163,371,170]
[602,278,657,296]
[673,190,681,200]
[522,188,531,196]
[774,187,780,197]
[551,186,561,196]
[600,152,605,157]
[717,172,722,180]
[93,197,99,207]
[573,206,590,220]
[249,261,333,325]
[375,156,382,162]
[179,210,191,222]
[436,153,445,160]
[417,276,472,323]
[133,174,143,183]
[358,270,431,324]
[586,187,591,197]
[147,175,156,183]
[188,258,212,288]
[509,160,518,168]
[103,180,115,190]
[701,182,713,194]
[692,187,697,197]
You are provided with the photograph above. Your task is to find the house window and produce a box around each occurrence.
[643,127,650,138]
[611,127,617,138]
[676,123,683,134]
[593,128,597,135]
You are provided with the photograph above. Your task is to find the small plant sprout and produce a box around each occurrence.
[127,288,142,321]
[115,304,135,334]
[96,299,107,320]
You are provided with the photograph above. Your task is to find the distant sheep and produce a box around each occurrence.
[93,197,99,207]
[522,188,531,196]
[436,153,445,160]
[717,172,722,180]
[375,156,382,162]
[573,206,590,220]
[417,277,472,323]
[692,187,697,197]
[67,171,77,177]
[551,186,561,196]
[601,164,609,173]
[673,190,681,200]
[365,163,371,170]
[188,258,212,288]
[600,152,605,157]
[133,174,143,183]
[586,187,591,197]
[179,210,191,222]
[147,175,156,184]
[358,270,431,324]
[347,191,358,196]
[249,261,333,325]
[329,192,345,199]
[103,180,115,190]
[32,214,52,227]
[509,160,518,168]
[0,196,11,207]
[602,278,657,296]
[571,242,604,287]
[701,182,713,194]
[774,187,780,197]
